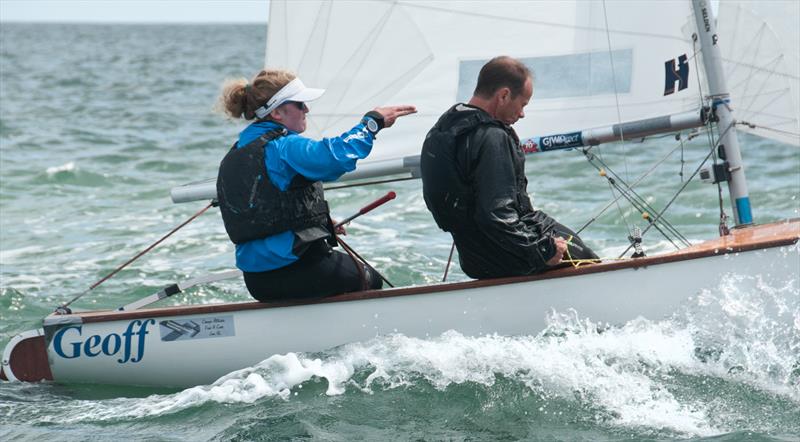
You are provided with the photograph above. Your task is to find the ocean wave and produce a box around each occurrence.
[23,269,797,438]
[34,328,717,436]
[45,162,76,175]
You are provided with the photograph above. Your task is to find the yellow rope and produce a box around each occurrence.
[562,235,627,268]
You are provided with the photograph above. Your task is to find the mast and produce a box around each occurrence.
[691,0,753,226]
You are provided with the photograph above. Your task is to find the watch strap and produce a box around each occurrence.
[362,111,385,135]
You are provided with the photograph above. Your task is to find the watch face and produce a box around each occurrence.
[367,118,379,133]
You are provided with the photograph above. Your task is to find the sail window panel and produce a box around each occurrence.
[456,50,633,102]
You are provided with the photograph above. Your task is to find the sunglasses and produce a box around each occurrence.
[283,101,307,110]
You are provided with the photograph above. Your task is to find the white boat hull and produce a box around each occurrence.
[3,221,798,387]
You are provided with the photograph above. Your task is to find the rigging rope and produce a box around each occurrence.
[581,151,691,247]
[574,132,706,236]
[442,241,456,282]
[601,0,631,185]
[738,121,800,138]
[615,121,738,258]
[56,202,215,314]
[691,36,706,110]
[336,236,394,288]
[562,235,623,268]
[597,0,638,242]
[580,34,732,253]
[338,233,369,291]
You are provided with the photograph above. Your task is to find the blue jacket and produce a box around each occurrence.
[234,120,375,272]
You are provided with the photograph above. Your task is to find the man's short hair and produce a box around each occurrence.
[473,56,532,99]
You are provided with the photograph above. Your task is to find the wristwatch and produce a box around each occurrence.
[362,111,385,136]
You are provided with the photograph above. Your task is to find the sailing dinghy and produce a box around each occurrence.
[2,0,798,388]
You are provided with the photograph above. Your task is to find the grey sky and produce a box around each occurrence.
[0,0,270,23]
[0,0,720,24]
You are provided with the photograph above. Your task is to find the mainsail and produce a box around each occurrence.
[171,0,799,203]
[265,0,705,166]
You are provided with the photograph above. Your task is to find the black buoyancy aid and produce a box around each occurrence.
[216,128,331,245]
[420,104,506,232]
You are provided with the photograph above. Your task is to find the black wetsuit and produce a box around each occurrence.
[421,104,598,279]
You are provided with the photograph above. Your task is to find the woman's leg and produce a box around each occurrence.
[244,242,382,301]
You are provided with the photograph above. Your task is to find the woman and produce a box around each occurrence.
[217,69,416,301]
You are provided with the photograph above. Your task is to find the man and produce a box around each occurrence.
[421,56,598,279]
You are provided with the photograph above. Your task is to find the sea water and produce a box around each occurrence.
[1,24,799,441]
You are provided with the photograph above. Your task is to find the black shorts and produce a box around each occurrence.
[243,240,383,302]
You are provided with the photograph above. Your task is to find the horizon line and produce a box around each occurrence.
[0,19,267,25]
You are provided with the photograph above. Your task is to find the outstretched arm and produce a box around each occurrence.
[281,105,417,182]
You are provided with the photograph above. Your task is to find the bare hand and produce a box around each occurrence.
[546,237,568,266]
[373,105,417,128]
[331,219,346,236]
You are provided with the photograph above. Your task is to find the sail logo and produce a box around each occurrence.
[664,54,689,96]
[520,139,539,153]
[52,319,155,364]
[539,132,583,150]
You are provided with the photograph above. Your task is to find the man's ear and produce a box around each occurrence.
[497,87,511,103]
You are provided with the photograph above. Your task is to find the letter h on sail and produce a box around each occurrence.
[664,54,689,95]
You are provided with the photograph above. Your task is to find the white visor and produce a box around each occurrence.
[254,78,325,119]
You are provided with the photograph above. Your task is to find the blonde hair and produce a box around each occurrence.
[218,69,297,120]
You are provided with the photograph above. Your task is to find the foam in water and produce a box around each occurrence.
[684,271,800,400]
[48,327,718,435]
[0,245,48,265]
[32,265,799,438]
[45,162,76,175]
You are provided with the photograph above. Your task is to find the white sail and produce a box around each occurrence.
[717,0,800,146]
[265,0,702,165]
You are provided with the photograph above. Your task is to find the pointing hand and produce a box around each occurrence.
[373,105,417,128]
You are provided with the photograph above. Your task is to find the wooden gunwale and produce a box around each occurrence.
[71,219,799,324]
